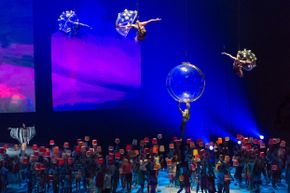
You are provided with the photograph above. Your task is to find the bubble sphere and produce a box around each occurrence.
[166,62,205,102]
[242,63,256,71]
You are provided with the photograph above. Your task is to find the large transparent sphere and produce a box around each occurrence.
[242,63,256,71]
[166,62,205,102]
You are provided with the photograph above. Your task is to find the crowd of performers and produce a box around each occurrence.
[0,134,290,193]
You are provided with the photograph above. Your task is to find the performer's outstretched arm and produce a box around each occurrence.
[222,52,237,60]
[178,101,183,114]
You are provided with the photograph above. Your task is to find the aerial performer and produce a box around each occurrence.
[178,99,191,138]
[9,123,36,155]
[222,49,257,77]
[115,9,161,42]
[58,10,92,36]
[166,62,205,139]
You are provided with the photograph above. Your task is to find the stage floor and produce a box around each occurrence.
[5,169,288,193]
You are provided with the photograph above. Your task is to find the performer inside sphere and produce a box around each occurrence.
[117,18,161,42]
[178,99,190,137]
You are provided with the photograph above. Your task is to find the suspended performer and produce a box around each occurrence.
[9,123,36,155]
[178,99,190,137]
[117,18,161,42]
[222,49,257,77]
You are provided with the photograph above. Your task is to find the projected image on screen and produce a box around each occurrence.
[52,3,141,111]
[0,0,35,113]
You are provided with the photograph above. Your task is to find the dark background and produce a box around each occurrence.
[0,0,289,146]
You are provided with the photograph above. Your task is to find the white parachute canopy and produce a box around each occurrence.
[58,10,79,33]
[115,9,138,37]
[9,126,36,144]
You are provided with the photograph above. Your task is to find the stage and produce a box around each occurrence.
[5,170,288,193]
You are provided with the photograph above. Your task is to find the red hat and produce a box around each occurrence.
[0,147,6,154]
[49,140,55,146]
[98,157,104,165]
[75,146,81,153]
[152,138,158,145]
[57,158,65,166]
[166,159,172,166]
[33,151,39,157]
[236,134,243,140]
[126,144,132,151]
[32,144,38,151]
[144,148,150,154]
[63,142,69,149]
[3,144,9,150]
[34,163,41,170]
[68,157,73,165]
[92,139,97,146]
[115,152,121,159]
[38,146,45,154]
[144,137,149,143]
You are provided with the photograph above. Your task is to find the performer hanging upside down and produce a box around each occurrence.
[178,99,190,137]
[117,18,161,42]
[222,49,257,77]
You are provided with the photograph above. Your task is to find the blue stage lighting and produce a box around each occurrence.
[237,140,241,145]
[209,145,214,150]
[259,135,264,140]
